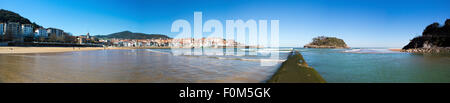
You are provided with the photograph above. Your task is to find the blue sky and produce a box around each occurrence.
[1,0,449,47]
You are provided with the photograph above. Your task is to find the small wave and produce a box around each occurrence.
[240,48,293,52]
[147,49,286,62]
[343,49,402,54]
[145,49,171,54]
[241,58,286,62]
[179,54,285,62]
[257,50,291,53]
[343,49,361,53]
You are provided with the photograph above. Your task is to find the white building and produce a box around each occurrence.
[21,24,33,37]
[35,28,48,38]
[0,23,4,36]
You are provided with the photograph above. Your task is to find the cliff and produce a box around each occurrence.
[304,36,349,48]
[402,19,450,54]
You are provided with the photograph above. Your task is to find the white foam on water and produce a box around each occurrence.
[343,49,402,54]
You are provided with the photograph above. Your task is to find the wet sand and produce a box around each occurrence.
[0,49,280,83]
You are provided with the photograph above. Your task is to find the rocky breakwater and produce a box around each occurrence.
[267,50,326,83]
[402,19,450,54]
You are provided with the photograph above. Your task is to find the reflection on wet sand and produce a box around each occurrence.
[0,49,280,83]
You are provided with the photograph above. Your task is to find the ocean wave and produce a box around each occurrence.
[146,49,286,62]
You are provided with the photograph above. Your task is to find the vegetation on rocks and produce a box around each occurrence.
[403,19,450,54]
[304,36,349,48]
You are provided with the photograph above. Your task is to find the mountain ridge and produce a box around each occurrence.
[0,9,42,29]
[95,31,171,39]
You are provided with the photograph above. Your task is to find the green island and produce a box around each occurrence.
[267,50,326,83]
[304,36,349,48]
[402,19,450,54]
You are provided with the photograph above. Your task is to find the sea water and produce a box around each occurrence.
[0,48,449,83]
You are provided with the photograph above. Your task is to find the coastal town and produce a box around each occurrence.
[0,21,101,46]
[1,9,263,49]
[0,22,242,48]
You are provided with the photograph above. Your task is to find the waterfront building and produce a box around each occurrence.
[86,33,90,39]
[35,28,48,38]
[0,23,4,36]
[5,22,22,42]
[21,24,33,37]
[47,28,64,38]
[77,36,86,44]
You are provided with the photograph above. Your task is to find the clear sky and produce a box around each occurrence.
[1,0,449,47]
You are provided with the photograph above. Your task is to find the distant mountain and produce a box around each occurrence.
[304,36,349,48]
[0,9,42,28]
[96,31,171,39]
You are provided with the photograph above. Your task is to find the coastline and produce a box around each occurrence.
[0,46,171,54]
[401,47,450,54]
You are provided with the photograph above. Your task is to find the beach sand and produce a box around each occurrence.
[388,48,403,52]
[0,47,108,54]
[0,47,172,54]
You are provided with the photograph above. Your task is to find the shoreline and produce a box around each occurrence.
[0,46,269,54]
[0,46,172,54]
[0,47,110,54]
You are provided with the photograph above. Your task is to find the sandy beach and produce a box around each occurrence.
[0,46,171,54]
[0,47,108,54]
[388,48,402,52]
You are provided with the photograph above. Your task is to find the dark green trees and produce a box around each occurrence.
[304,36,349,48]
[403,19,450,49]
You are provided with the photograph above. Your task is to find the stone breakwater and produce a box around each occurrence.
[403,47,450,54]
[267,50,326,83]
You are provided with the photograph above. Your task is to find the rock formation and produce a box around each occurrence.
[304,36,349,48]
[402,19,450,54]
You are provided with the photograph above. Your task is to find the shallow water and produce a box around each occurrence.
[299,48,450,83]
[0,49,282,83]
[1,48,449,83]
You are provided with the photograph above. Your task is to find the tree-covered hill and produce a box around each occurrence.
[0,9,42,29]
[304,36,349,48]
[96,31,171,39]
[403,19,450,50]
